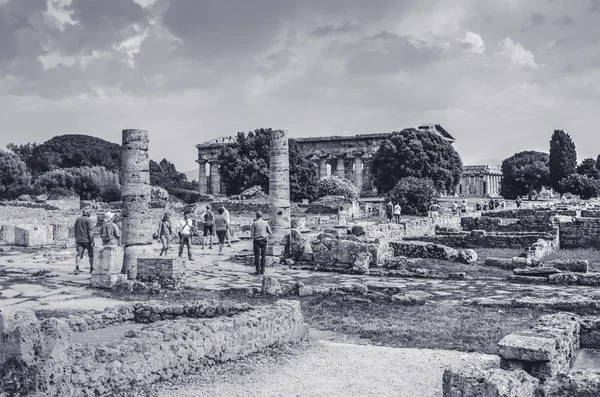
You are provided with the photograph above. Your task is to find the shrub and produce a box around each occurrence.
[0,150,32,200]
[559,174,600,200]
[316,176,360,201]
[387,177,439,216]
[34,166,121,202]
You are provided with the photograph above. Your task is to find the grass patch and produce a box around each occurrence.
[301,297,548,355]
[404,258,511,278]
[475,248,524,260]
[543,249,600,272]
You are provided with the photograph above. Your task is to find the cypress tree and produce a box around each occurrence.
[549,130,577,194]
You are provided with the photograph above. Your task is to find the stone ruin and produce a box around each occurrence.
[267,129,292,256]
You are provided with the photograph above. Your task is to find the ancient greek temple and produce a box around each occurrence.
[457,165,503,197]
[196,124,456,197]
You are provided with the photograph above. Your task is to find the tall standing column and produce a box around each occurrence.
[197,160,208,194]
[344,159,354,181]
[361,154,373,194]
[319,157,328,179]
[210,160,220,195]
[120,129,154,280]
[336,156,345,178]
[353,156,363,191]
[484,175,490,195]
[268,130,291,255]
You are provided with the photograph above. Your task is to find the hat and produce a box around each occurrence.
[104,212,115,221]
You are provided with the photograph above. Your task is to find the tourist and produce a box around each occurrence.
[251,211,272,275]
[460,200,468,214]
[157,212,176,256]
[483,202,489,211]
[385,200,393,223]
[500,199,507,210]
[74,207,95,275]
[452,201,458,214]
[393,202,402,223]
[178,212,195,261]
[494,199,500,210]
[489,198,495,211]
[99,212,120,247]
[428,201,440,217]
[338,206,348,226]
[223,206,232,247]
[201,205,215,250]
[516,196,522,208]
[475,200,482,211]
[214,207,230,255]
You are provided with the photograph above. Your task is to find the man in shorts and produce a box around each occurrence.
[202,205,214,249]
[385,200,393,223]
[74,207,95,275]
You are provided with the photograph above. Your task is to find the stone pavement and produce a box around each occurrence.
[2,240,600,311]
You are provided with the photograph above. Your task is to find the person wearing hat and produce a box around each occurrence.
[74,207,95,275]
[100,212,120,247]
[250,211,272,275]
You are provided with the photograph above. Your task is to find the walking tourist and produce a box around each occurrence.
[74,207,95,275]
[452,201,458,214]
[500,199,507,210]
[201,205,215,249]
[157,212,176,256]
[338,206,348,226]
[385,200,393,223]
[516,196,522,208]
[489,198,495,211]
[100,212,120,246]
[460,200,468,214]
[428,201,441,217]
[475,200,482,211]
[483,202,489,211]
[251,211,272,275]
[393,203,402,223]
[178,212,195,261]
[223,206,232,247]
[214,207,230,255]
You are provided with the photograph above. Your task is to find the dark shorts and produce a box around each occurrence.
[76,242,94,258]
[204,224,214,236]
[216,230,227,244]
[386,212,393,220]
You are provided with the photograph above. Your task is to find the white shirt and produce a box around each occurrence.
[223,208,230,223]
[179,219,193,235]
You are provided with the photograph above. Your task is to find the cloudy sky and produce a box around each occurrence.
[1,0,599,173]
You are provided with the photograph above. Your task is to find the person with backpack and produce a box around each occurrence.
[178,212,195,261]
[202,205,215,250]
[157,212,176,256]
[100,212,120,247]
[74,207,95,275]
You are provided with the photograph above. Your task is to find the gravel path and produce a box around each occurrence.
[134,341,497,397]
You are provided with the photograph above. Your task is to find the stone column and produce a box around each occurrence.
[361,155,373,194]
[344,159,354,181]
[210,160,220,195]
[268,130,291,255]
[119,129,154,281]
[484,175,490,195]
[319,157,328,179]
[197,160,208,194]
[336,156,345,179]
[353,156,363,191]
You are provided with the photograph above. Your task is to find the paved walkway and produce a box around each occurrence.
[1,241,600,311]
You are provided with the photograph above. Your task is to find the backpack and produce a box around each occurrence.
[204,210,214,223]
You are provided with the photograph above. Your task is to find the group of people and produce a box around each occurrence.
[385,200,402,223]
[473,198,507,211]
[73,205,273,276]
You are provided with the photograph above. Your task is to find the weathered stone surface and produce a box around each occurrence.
[542,369,600,397]
[579,317,600,348]
[121,216,154,245]
[546,259,588,273]
[17,194,32,202]
[549,272,600,286]
[442,367,540,397]
[14,225,53,247]
[508,275,549,285]
[311,237,382,266]
[268,129,291,243]
[470,229,487,238]
[513,267,561,277]
[240,185,263,199]
[123,244,154,279]
[137,258,187,278]
[352,252,371,274]
[90,274,127,288]
[288,229,307,261]
[121,183,152,197]
[35,194,48,203]
[261,276,282,295]
[458,249,477,264]
[366,281,406,294]
[93,246,124,275]
[498,334,556,362]
[389,240,459,261]
[122,128,149,150]
[351,225,366,237]
[0,224,15,244]
[304,195,352,215]
[512,257,535,268]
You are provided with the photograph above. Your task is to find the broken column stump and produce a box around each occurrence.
[91,246,127,288]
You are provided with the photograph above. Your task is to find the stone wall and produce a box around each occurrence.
[0,300,309,397]
[405,232,552,249]
[461,215,557,233]
[559,217,600,249]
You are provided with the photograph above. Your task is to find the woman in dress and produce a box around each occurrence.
[157,212,176,256]
[214,207,230,255]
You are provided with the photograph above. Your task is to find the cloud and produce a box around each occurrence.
[457,31,485,55]
[311,21,360,37]
[522,12,546,31]
[557,15,574,26]
[496,38,539,69]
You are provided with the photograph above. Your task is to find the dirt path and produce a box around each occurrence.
[142,340,497,397]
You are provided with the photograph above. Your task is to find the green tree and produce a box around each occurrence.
[596,155,600,172]
[0,150,32,200]
[316,176,360,201]
[372,128,463,195]
[387,177,438,216]
[33,166,121,202]
[218,128,319,202]
[501,151,550,200]
[27,134,121,175]
[559,174,600,200]
[6,142,39,164]
[577,158,600,179]
[549,129,577,195]
[149,159,197,202]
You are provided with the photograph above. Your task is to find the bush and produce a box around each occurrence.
[559,174,600,200]
[34,166,121,202]
[387,177,439,216]
[0,150,32,200]
[316,176,360,201]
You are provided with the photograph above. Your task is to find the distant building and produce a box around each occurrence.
[458,165,502,197]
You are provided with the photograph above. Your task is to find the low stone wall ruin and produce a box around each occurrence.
[0,300,309,397]
[0,223,74,247]
[559,217,600,249]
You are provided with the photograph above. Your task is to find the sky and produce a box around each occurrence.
[0,0,599,173]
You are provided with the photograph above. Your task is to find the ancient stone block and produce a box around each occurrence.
[122,129,149,150]
[389,241,459,261]
[543,369,600,397]
[123,244,154,279]
[288,229,307,261]
[14,225,53,247]
[137,258,187,278]
[352,252,371,274]
[546,259,588,273]
[508,275,549,285]
[121,170,151,185]
[512,257,535,268]
[458,249,477,264]
[93,246,125,275]
[498,334,557,362]
[0,225,15,244]
[470,229,487,238]
[121,183,152,197]
[121,217,154,245]
[513,267,561,277]
[442,367,540,397]
[90,274,127,289]
[549,272,600,286]
[268,129,291,243]
[52,223,72,242]
[0,308,40,364]
[261,277,282,295]
[121,149,149,172]
[351,225,366,237]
